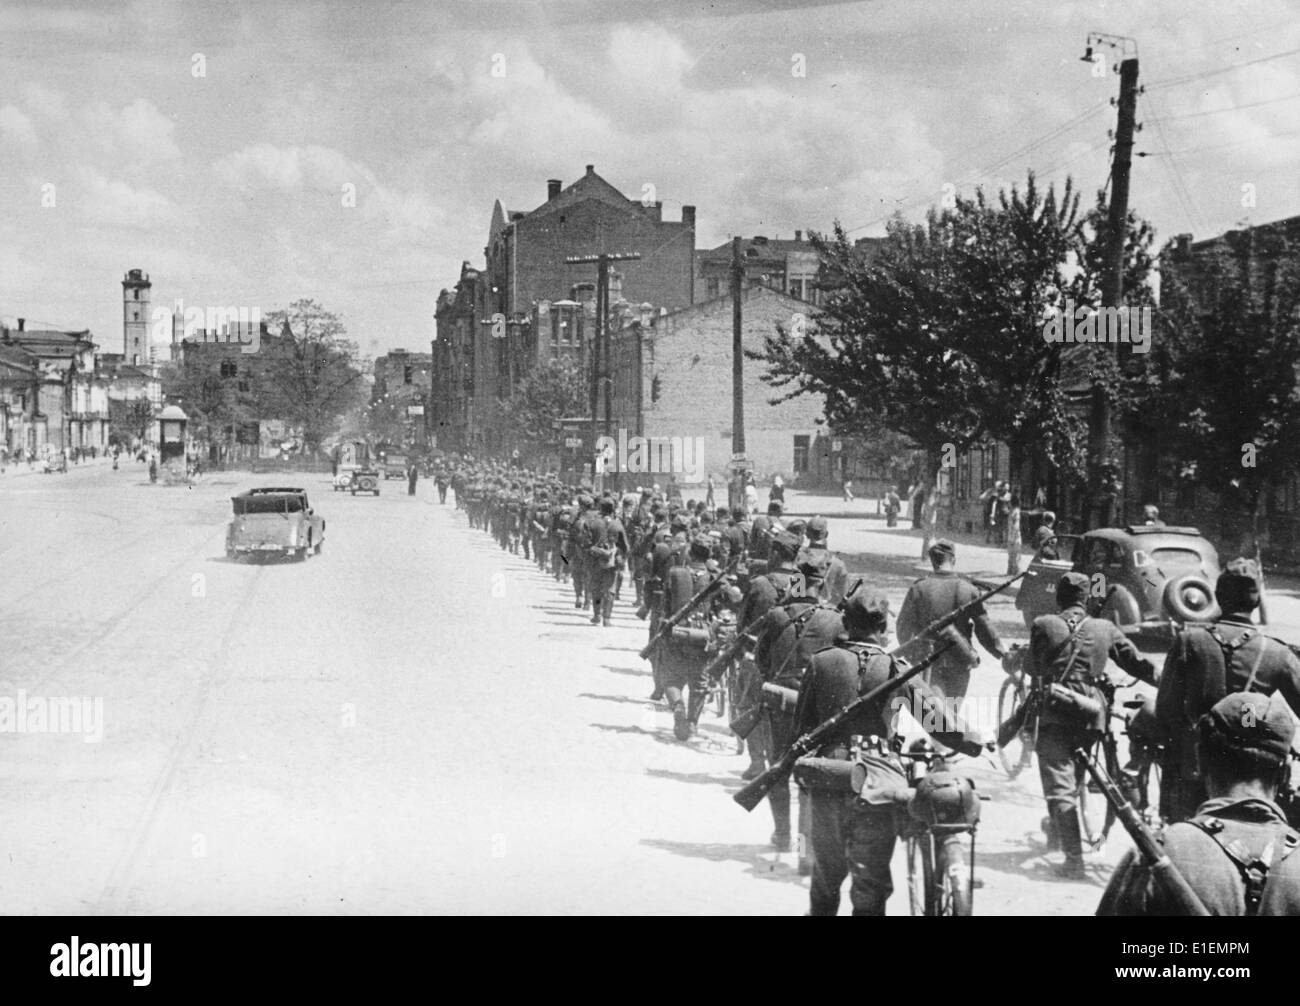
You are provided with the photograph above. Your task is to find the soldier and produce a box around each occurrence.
[1156,558,1300,823]
[1031,511,1058,559]
[896,539,1007,704]
[529,493,551,572]
[407,462,418,496]
[795,590,984,915]
[435,468,449,504]
[1098,691,1300,916]
[796,516,849,605]
[661,536,722,740]
[568,495,594,611]
[1026,571,1157,878]
[751,549,845,857]
[646,513,691,701]
[551,502,573,583]
[586,497,629,627]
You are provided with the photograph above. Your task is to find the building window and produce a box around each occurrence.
[132,311,139,321]
[793,435,810,474]
[706,278,720,299]
[133,290,139,300]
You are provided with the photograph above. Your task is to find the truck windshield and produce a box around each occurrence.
[234,496,304,515]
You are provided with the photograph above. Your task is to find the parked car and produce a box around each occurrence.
[226,487,325,561]
[349,468,381,496]
[1016,525,1221,637]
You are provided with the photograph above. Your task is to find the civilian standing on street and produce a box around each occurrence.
[1006,494,1023,575]
[408,462,418,496]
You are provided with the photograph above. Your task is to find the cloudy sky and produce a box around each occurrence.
[3,0,1299,357]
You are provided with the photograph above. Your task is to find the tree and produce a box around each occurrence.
[1143,227,1300,567]
[755,173,1094,557]
[259,300,367,455]
[497,357,587,464]
[108,396,154,446]
[160,350,258,454]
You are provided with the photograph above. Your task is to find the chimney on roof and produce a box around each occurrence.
[754,235,768,245]
[17,318,24,331]
[795,230,802,242]
[547,179,561,200]
[585,164,594,176]
[682,205,696,229]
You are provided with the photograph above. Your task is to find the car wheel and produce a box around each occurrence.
[1164,575,1218,623]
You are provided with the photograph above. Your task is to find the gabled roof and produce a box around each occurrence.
[697,237,815,262]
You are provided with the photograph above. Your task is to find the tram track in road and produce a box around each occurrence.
[92,560,269,915]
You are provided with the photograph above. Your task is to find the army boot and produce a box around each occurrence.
[1053,807,1087,879]
[601,594,614,626]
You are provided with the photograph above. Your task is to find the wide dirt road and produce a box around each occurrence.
[1,464,1135,914]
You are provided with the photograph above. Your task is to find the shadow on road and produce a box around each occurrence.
[644,767,743,792]
[640,838,808,887]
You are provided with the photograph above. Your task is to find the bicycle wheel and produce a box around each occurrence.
[905,834,930,917]
[1077,733,1119,848]
[996,675,1035,778]
[935,833,973,917]
[1134,750,1162,827]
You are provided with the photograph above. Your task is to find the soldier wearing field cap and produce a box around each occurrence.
[896,538,1007,704]
[796,516,849,605]
[1027,571,1158,878]
[1156,557,1300,824]
[795,588,984,915]
[1099,691,1300,916]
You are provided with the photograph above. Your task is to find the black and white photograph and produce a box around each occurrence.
[3,0,1300,939]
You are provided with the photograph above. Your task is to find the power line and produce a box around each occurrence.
[1146,42,1300,90]
[1144,88,1300,123]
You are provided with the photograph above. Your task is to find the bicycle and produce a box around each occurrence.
[854,737,987,916]
[996,645,1036,778]
[705,613,747,754]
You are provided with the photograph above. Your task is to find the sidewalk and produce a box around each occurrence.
[0,453,118,480]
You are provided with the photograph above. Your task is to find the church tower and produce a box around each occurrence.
[122,269,151,365]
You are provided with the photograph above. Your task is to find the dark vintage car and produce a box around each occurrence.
[226,487,326,561]
[349,468,381,496]
[381,454,409,481]
[1016,525,1221,637]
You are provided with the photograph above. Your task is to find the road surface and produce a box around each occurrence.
[6,464,1273,914]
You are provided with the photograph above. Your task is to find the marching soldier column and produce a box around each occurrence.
[430,455,1300,915]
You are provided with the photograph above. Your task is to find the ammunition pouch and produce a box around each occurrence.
[729,704,764,739]
[909,771,981,832]
[671,626,711,648]
[759,682,799,716]
[793,756,856,795]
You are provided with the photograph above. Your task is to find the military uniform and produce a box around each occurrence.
[795,597,983,916]
[1027,580,1156,874]
[753,584,845,853]
[1156,617,1300,822]
[1099,692,1300,916]
[660,544,719,739]
[895,551,1005,702]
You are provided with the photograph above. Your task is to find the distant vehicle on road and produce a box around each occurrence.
[381,454,409,480]
[349,468,381,496]
[1016,525,1220,637]
[226,487,326,562]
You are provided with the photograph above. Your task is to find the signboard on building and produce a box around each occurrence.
[406,405,425,416]
[564,437,582,449]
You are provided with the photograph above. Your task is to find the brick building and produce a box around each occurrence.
[694,234,822,305]
[607,285,824,491]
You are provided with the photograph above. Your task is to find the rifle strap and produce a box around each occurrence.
[1187,816,1300,916]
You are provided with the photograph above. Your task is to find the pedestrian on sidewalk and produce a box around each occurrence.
[1006,494,1023,575]
[842,477,854,503]
[704,475,715,510]
[407,463,418,496]
[769,474,785,506]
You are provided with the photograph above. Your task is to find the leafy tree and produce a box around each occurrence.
[108,396,154,445]
[160,351,258,451]
[497,356,587,464]
[259,300,367,454]
[755,172,1095,557]
[1144,226,1300,565]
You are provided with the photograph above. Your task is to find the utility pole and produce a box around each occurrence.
[566,251,641,491]
[730,236,746,509]
[1084,33,1139,530]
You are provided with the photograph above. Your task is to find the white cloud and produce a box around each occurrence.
[75,168,180,228]
[0,105,37,149]
[80,98,180,164]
